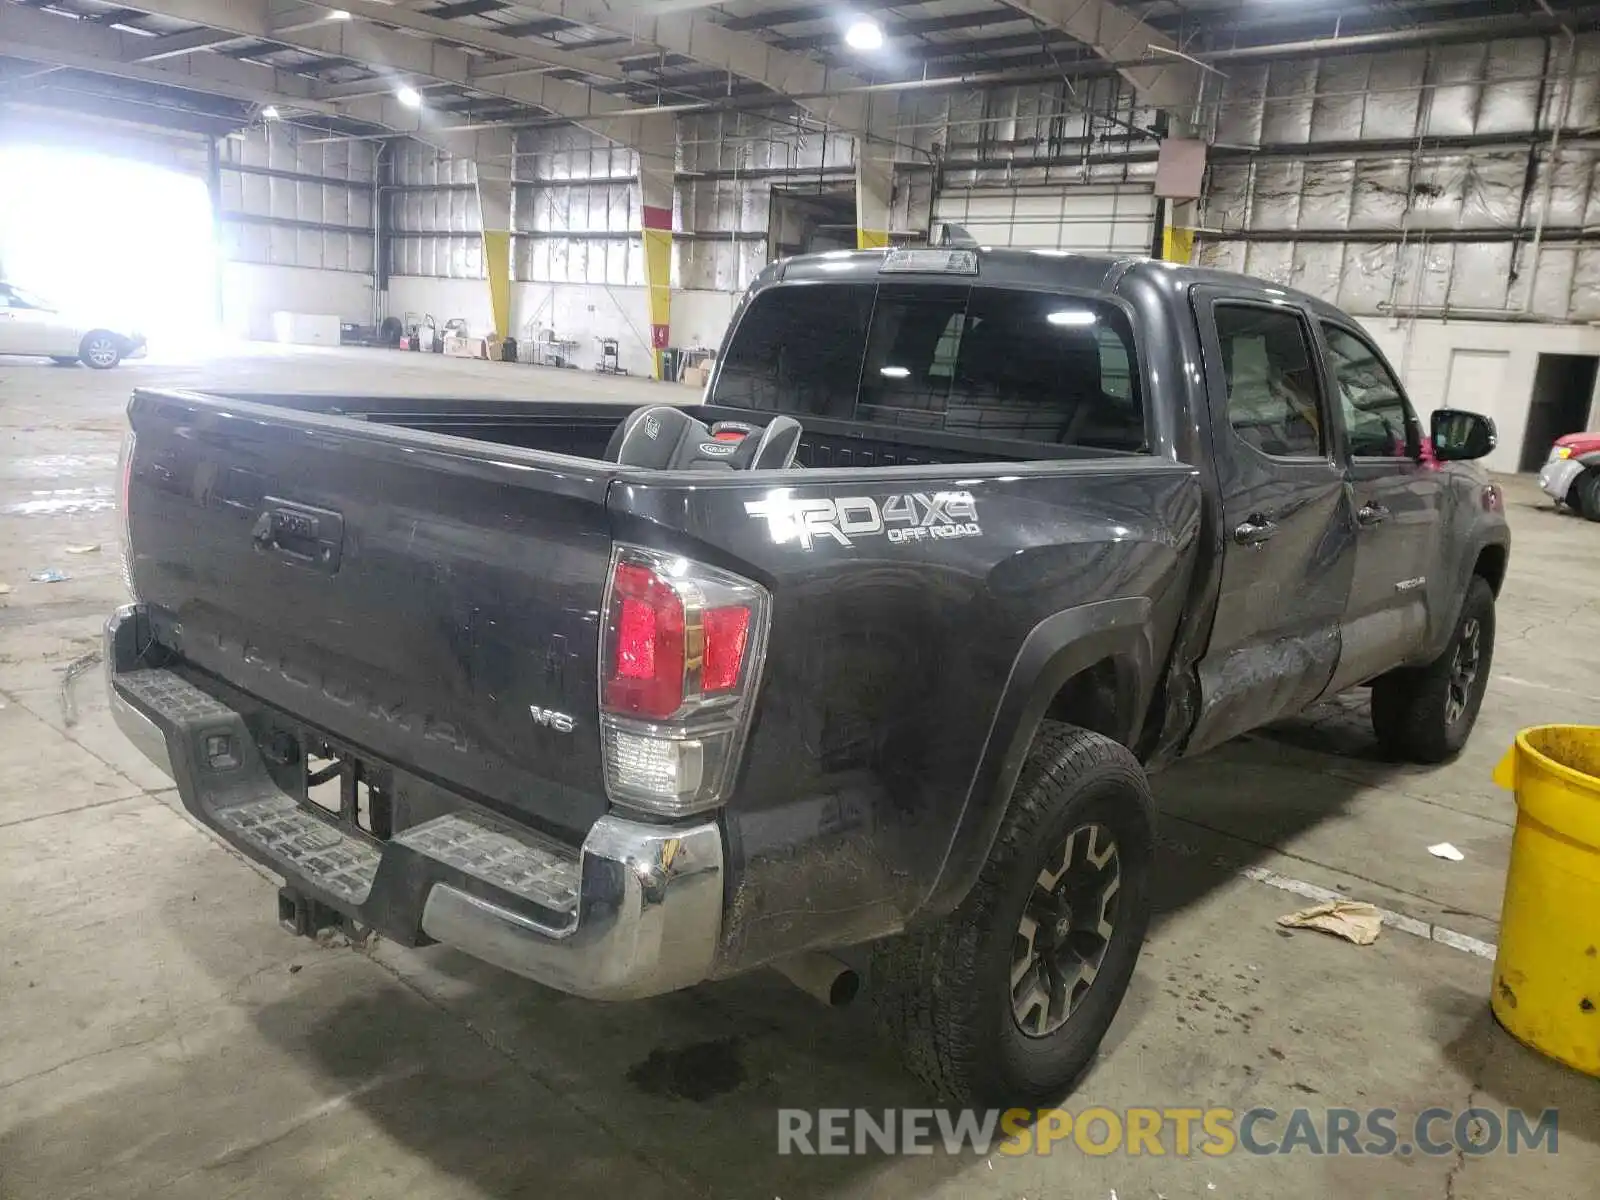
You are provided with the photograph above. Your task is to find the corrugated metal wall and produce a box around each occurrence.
[1197,35,1600,320]
[380,35,1599,323]
[217,126,375,275]
[677,112,851,291]
[389,142,481,279]
[514,128,640,287]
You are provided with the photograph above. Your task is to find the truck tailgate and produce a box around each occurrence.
[124,389,614,839]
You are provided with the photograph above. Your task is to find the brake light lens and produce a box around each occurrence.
[702,605,751,692]
[599,546,770,816]
[606,562,685,717]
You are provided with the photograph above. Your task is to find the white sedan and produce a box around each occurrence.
[0,282,146,369]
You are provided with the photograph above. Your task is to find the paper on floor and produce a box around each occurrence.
[1277,900,1383,945]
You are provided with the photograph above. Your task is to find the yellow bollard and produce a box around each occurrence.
[1490,725,1600,1076]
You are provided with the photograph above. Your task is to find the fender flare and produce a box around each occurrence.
[1419,533,1510,663]
[920,597,1155,918]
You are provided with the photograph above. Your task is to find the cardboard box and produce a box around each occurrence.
[680,365,708,388]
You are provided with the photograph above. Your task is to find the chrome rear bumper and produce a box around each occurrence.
[103,603,724,1000]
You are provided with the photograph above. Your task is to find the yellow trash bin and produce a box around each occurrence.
[1491,725,1600,1077]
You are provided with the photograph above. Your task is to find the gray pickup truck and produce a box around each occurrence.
[107,247,1509,1104]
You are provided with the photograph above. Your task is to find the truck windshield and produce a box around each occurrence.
[712,281,1144,451]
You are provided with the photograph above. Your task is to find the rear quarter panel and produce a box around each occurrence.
[611,457,1202,974]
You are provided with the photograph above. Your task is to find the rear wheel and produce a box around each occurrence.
[871,723,1155,1104]
[1577,470,1600,523]
[1371,577,1495,763]
[78,331,122,370]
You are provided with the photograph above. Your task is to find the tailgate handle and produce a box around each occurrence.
[251,499,344,573]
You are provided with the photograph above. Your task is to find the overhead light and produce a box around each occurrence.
[879,366,910,379]
[396,85,422,109]
[844,18,884,51]
[261,105,280,120]
[327,8,352,19]
[1047,309,1097,327]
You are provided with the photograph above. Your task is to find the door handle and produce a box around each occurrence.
[1232,514,1278,547]
[1357,503,1390,527]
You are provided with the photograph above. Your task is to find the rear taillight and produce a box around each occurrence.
[606,562,686,718]
[599,546,770,817]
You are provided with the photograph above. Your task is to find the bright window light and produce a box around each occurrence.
[261,105,280,120]
[1047,309,1097,326]
[844,18,884,51]
[0,145,219,358]
[396,85,423,108]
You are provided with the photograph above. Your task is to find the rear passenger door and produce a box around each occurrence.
[1318,321,1441,692]
[1185,292,1358,756]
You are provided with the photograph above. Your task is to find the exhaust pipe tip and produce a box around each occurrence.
[773,952,860,1007]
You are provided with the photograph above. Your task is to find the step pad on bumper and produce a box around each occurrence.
[117,666,234,724]
[397,815,579,921]
[215,795,381,906]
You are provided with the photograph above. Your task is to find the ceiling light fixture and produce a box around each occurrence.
[396,85,423,109]
[261,105,280,120]
[328,8,352,19]
[844,18,884,51]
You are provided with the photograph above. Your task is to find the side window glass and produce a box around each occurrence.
[1322,324,1417,459]
[1213,304,1325,459]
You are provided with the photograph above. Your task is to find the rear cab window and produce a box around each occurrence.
[711,281,1145,452]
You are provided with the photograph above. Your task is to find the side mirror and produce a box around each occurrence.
[1431,409,1496,462]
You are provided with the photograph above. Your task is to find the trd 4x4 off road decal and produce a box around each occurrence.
[744,491,981,550]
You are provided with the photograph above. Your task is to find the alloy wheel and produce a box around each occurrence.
[1445,617,1482,726]
[1010,822,1121,1038]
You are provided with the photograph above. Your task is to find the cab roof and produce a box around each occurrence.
[773,246,1352,324]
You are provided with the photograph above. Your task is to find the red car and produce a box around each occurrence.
[1538,431,1600,520]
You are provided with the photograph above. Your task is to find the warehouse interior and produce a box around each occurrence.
[1,0,1598,458]
[3,0,1600,1196]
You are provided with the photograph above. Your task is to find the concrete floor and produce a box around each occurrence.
[2,344,1597,1199]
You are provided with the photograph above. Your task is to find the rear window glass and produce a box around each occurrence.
[712,281,1144,450]
[710,282,872,419]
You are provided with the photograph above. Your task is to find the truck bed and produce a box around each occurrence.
[195,391,1125,469]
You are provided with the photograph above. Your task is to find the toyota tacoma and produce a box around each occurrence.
[106,247,1510,1103]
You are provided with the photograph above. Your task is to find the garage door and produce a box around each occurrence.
[932,185,1156,255]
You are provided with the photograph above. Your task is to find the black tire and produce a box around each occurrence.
[1577,470,1600,523]
[871,723,1155,1104]
[1371,576,1495,763]
[78,331,123,370]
